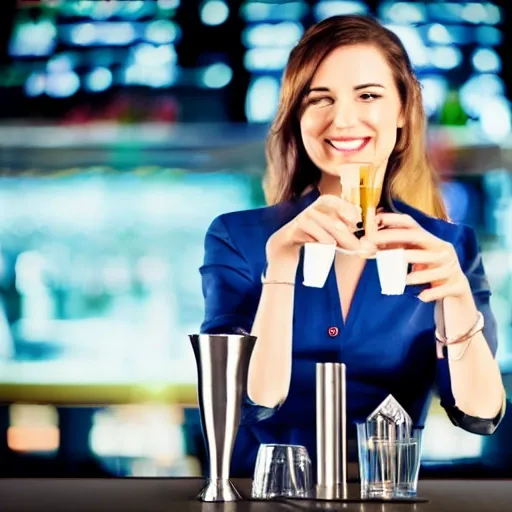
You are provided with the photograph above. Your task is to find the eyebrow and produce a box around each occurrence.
[355,83,385,90]
[307,83,386,94]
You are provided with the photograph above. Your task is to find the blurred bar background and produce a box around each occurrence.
[0,0,511,478]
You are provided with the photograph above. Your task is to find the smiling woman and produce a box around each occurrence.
[199,14,506,478]
[266,15,446,221]
[300,44,404,200]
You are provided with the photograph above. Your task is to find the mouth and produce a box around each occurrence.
[327,137,371,153]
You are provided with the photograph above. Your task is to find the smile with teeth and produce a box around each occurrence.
[328,138,370,152]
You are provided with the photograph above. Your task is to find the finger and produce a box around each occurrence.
[315,195,362,226]
[299,232,317,244]
[375,213,419,229]
[298,216,337,245]
[308,207,349,232]
[315,205,360,230]
[370,228,441,249]
[418,283,454,303]
[335,204,362,229]
[406,265,452,286]
[306,209,362,250]
[404,249,451,265]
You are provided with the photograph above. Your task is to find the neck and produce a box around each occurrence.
[318,173,342,196]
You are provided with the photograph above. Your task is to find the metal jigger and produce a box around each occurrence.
[189,334,257,502]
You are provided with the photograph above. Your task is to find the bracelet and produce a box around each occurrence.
[260,273,295,286]
[436,311,484,360]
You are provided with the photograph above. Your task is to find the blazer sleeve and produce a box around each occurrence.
[436,224,506,435]
[199,214,279,423]
[200,215,257,334]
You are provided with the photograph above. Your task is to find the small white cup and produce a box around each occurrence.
[376,249,408,295]
[303,243,336,288]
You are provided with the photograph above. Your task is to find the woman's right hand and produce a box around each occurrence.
[265,194,366,267]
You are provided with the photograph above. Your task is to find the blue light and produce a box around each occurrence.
[427,23,451,44]
[484,3,502,25]
[460,74,505,118]
[419,76,448,117]
[45,71,81,98]
[74,0,95,15]
[480,97,511,142]
[314,1,368,21]
[47,54,74,74]
[9,20,57,57]
[476,26,502,46]
[472,48,501,73]
[242,21,303,48]
[201,63,232,88]
[133,44,177,66]
[461,3,488,24]
[240,1,308,22]
[85,67,113,92]
[244,48,291,71]
[90,0,118,20]
[124,64,178,88]
[429,46,462,70]
[200,0,230,26]
[101,23,136,46]
[145,20,181,44]
[25,73,46,97]
[157,0,180,8]
[70,23,96,46]
[379,2,426,24]
[124,0,145,16]
[385,25,429,68]
[245,75,280,123]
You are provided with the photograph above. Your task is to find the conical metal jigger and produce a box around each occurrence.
[189,334,257,502]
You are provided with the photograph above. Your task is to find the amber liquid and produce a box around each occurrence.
[341,164,381,240]
[347,186,381,227]
[360,186,382,230]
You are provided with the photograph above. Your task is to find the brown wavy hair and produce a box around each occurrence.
[264,15,447,220]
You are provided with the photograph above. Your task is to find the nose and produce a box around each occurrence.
[332,98,358,129]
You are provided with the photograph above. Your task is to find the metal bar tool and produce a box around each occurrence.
[189,334,257,502]
[316,362,347,500]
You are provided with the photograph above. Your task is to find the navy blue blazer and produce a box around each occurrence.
[200,187,501,477]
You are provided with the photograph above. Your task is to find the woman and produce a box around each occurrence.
[199,15,506,477]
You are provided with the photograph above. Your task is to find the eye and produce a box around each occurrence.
[307,96,333,107]
[360,92,381,101]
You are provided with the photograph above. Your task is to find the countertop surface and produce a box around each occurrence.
[0,478,510,511]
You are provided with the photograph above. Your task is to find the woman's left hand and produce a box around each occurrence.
[371,213,472,302]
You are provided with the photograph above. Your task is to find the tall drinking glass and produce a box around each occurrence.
[340,162,380,236]
[356,422,423,500]
[338,161,381,257]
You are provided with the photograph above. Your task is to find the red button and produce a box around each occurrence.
[328,327,339,337]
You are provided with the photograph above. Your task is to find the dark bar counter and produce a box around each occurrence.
[0,478,510,511]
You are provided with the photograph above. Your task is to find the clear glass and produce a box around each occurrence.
[338,161,379,257]
[251,444,313,500]
[357,423,422,500]
[366,394,413,440]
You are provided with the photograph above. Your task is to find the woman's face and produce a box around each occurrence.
[300,44,404,183]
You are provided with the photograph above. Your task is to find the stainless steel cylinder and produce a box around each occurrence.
[316,362,347,499]
[189,334,257,502]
